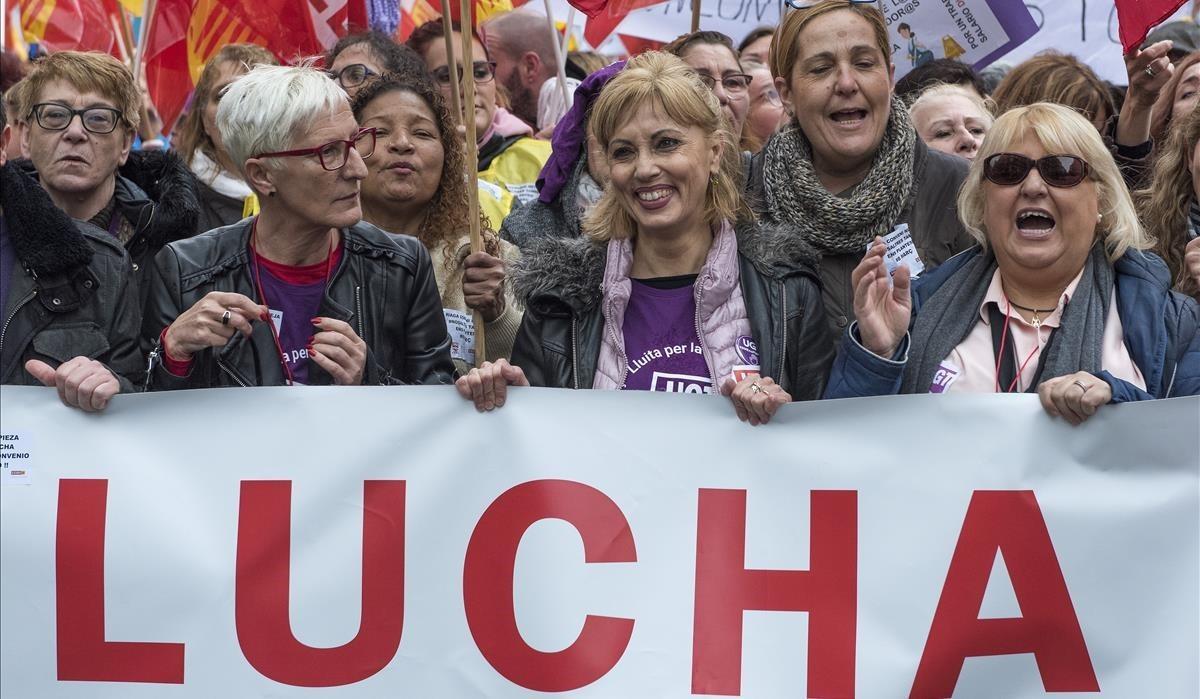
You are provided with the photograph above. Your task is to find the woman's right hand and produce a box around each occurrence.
[852,237,912,358]
[1184,236,1200,291]
[163,292,267,361]
[456,359,529,411]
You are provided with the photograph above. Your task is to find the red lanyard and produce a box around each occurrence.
[248,217,337,386]
[993,298,1044,393]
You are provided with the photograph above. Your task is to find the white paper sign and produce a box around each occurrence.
[0,430,33,485]
[443,308,476,365]
[1,386,1197,697]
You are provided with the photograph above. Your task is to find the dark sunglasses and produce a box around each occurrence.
[982,153,1092,188]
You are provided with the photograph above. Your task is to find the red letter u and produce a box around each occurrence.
[235,480,405,687]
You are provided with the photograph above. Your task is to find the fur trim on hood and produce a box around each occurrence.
[0,160,93,276]
[511,218,821,311]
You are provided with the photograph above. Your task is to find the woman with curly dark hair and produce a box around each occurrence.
[1139,106,1200,300]
[352,69,522,373]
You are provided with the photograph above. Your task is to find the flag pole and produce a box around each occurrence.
[438,0,464,127]
[132,0,157,80]
[457,0,487,363]
[541,0,571,114]
[560,8,575,65]
[690,0,700,32]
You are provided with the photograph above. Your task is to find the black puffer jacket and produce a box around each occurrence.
[17,150,201,297]
[0,162,143,390]
[141,218,456,389]
[509,220,835,399]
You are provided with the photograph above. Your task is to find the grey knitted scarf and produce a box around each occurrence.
[900,243,1113,393]
[761,96,916,255]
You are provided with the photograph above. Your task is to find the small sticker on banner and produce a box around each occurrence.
[443,309,476,365]
[269,308,283,334]
[868,223,925,279]
[929,361,961,394]
[731,365,761,384]
[1,431,34,485]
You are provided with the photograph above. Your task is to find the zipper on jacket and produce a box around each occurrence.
[604,295,630,388]
[571,316,580,389]
[0,287,37,356]
[1165,362,1178,398]
[216,357,249,387]
[144,341,162,392]
[777,280,787,391]
[355,285,364,338]
[692,272,714,387]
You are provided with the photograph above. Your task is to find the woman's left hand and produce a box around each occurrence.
[462,251,507,323]
[1037,372,1113,426]
[309,317,367,385]
[1184,236,1200,290]
[456,359,529,411]
[721,375,791,426]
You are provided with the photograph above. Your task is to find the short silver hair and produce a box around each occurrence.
[217,63,349,173]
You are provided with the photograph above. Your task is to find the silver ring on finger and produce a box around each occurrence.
[1072,379,1090,393]
[750,381,764,394]
[220,309,232,326]
[1145,66,1156,78]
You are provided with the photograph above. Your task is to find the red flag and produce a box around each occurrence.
[582,0,663,47]
[19,0,120,54]
[1113,0,1187,52]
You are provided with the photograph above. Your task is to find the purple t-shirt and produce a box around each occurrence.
[621,277,712,393]
[255,248,340,385]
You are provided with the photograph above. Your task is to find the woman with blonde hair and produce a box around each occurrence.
[1139,106,1200,299]
[908,83,994,161]
[457,51,834,424]
[826,103,1199,421]
[174,44,277,232]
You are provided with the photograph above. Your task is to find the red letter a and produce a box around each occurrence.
[691,489,857,696]
[910,491,1099,697]
[463,479,637,692]
[235,480,405,687]
[56,479,185,683]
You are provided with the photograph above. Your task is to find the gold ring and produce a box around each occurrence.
[750,382,764,394]
[1072,379,1090,393]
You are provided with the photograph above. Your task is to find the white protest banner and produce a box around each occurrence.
[2,386,1198,697]
[995,1,1195,84]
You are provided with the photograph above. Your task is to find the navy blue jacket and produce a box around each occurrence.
[825,246,1199,401]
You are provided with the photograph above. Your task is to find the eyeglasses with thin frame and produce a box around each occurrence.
[254,127,377,171]
[982,153,1092,188]
[30,103,124,134]
[327,63,378,89]
[430,61,497,86]
[696,72,753,95]
[784,0,876,9]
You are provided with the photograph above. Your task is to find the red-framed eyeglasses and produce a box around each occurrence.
[254,127,377,171]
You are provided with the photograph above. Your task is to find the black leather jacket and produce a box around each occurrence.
[0,162,143,390]
[141,218,455,389]
[509,220,835,399]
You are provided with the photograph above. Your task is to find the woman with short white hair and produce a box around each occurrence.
[142,64,455,388]
[826,102,1199,422]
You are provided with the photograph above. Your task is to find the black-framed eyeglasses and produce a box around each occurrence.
[982,153,1092,188]
[30,103,124,134]
[327,63,378,89]
[784,0,876,8]
[697,72,753,95]
[431,61,497,86]
[254,127,377,171]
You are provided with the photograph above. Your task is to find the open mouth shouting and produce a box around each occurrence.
[829,108,868,129]
[1015,207,1056,240]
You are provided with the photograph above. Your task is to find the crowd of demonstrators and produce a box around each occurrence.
[750,0,972,341]
[827,103,1198,415]
[352,68,522,374]
[458,51,833,425]
[174,44,278,233]
[1139,106,1200,299]
[1,0,1198,426]
[142,64,454,389]
[407,19,551,207]
[13,52,199,297]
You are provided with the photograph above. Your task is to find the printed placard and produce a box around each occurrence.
[0,431,33,485]
[871,223,926,279]
[443,309,476,366]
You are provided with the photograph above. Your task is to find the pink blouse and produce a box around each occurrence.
[928,269,1146,394]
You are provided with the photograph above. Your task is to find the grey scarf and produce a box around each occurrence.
[761,95,916,255]
[900,244,1114,394]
